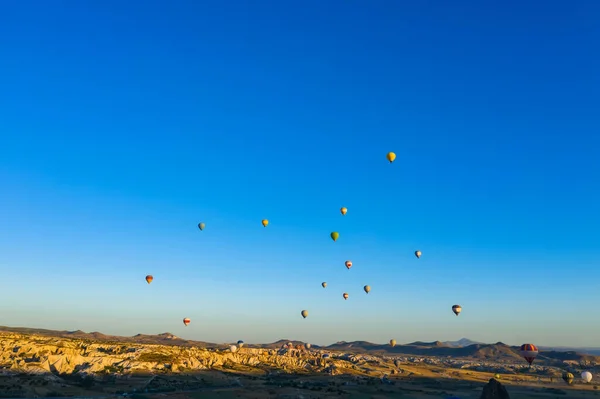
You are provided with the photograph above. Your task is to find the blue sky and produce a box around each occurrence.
[1,1,599,347]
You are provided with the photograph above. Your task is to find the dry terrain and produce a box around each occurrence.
[0,326,597,398]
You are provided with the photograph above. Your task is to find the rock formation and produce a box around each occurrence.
[480,378,510,399]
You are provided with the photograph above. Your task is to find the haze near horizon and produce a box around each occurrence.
[1,1,599,347]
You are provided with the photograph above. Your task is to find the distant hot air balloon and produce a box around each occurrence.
[390,339,396,347]
[183,318,191,326]
[494,373,501,380]
[414,250,422,258]
[520,344,538,366]
[364,285,371,294]
[340,207,347,216]
[262,219,269,227]
[301,310,308,318]
[452,305,462,316]
[562,372,574,385]
[198,222,205,231]
[330,232,339,242]
[343,292,349,300]
[230,345,237,352]
[386,152,396,163]
[322,282,327,288]
[394,359,400,367]
[345,260,352,269]
[237,340,244,348]
[582,371,593,383]
[145,275,153,284]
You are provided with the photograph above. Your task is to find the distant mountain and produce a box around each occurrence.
[0,325,598,363]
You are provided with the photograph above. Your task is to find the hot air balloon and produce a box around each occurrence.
[390,339,396,347]
[520,344,538,366]
[394,359,400,367]
[145,275,153,284]
[364,285,371,294]
[331,232,339,242]
[340,207,347,216]
[183,318,191,326]
[322,282,327,288]
[562,372,574,385]
[414,250,421,258]
[386,152,396,163]
[230,345,237,352]
[237,340,244,348]
[582,371,593,383]
[345,260,352,269]
[301,310,308,318]
[452,305,462,316]
[494,373,501,380]
[262,219,269,227]
[343,292,349,300]
[198,222,205,231]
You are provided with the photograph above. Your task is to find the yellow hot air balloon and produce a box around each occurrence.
[414,250,422,258]
[386,152,396,163]
[262,219,269,227]
[364,285,371,294]
[390,339,396,347]
[145,275,153,284]
[330,232,339,242]
[322,282,327,288]
[340,207,347,216]
[301,310,308,319]
[198,222,205,231]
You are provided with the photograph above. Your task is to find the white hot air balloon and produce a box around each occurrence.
[230,345,238,353]
[582,371,593,383]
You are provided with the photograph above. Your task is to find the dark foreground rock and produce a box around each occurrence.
[480,378,510,399]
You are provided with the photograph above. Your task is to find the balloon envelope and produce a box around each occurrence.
[343,293,349,300]
[582,371,592,383]
[340,207,347,215]
[145,275,153,284]
[390,339,396,347]
[331,232,339,241]
[301,310,308,318]
[386,152,396,163]
[452,305,462,315]
[262,219,269,227]
[415,250,421,258]
[198,222,205,231]
[322,282,327,288]
[183,318,191,326]
[345,260,352,269]
[230,345,237,352]
[364,285,371,294]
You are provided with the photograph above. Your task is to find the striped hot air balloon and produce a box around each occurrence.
[520,343,538,365]
[183,318,191,326]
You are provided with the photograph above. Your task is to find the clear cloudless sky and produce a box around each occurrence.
[1,0,599,347]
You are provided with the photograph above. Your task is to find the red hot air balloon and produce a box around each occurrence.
[520,343,538,366]
[183,318,191,326]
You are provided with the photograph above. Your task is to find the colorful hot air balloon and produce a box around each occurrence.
[386,152,396,163]
[330,232,339,241]
[183,318,191,326]
[237,340,244,348]
[230,345,237,352]
[562,372,574,385]
[343,292,349,300]
[414,250,422,258]
[145,275,153,284]
[364,285,371,294]
[301,310,308,318]
[198,222,205,231]
[452,305,462,316]
[262,219,269,227]
[340,207,347,216]
[520,344,538,366]
[345,260,352,269]
[390,339,396,347]
[582,371,593,383]
[322,282,327,288]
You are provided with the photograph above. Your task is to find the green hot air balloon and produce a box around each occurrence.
[330,232,339,242]
[198,222,205,231]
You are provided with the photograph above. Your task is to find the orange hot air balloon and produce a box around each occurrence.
[343,292,349,300]
[340,207,347,216]
[345,260,352,270]
[520,344,538,366]
[145,275,153,284]
[183,318,191,326]
[414,250,422,258]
